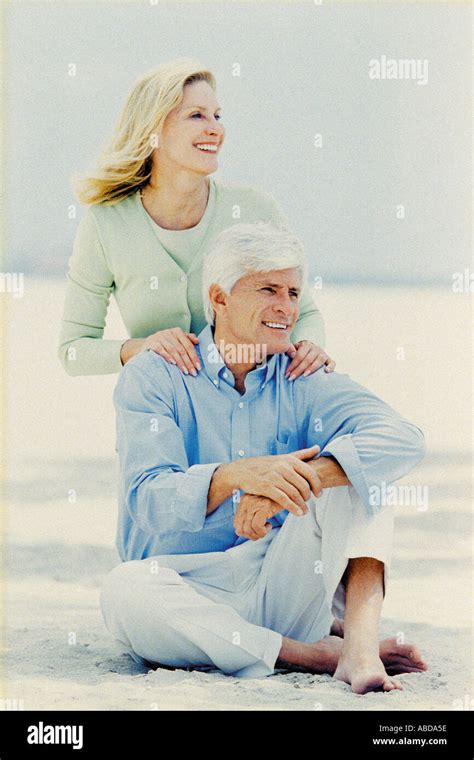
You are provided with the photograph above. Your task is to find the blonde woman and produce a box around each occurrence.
[58,58,335,378]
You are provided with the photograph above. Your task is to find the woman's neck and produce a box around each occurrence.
[141,169,210,231]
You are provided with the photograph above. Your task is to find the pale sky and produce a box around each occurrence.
[4,0,471,283]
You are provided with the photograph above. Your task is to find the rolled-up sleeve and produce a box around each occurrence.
[299,372,426,514]
[171,463,223,528]
[114,358,222,537]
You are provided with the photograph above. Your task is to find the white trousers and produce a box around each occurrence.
[100,486,394,678]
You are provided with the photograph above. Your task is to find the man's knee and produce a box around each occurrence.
[305,486,352,532]
[100,561,201,670]
[100,560,143,623]
[100,559,184,622]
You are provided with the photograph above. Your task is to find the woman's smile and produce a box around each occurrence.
[194,142,219,153]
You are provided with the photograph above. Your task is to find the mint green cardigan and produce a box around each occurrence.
[58,178,325,376]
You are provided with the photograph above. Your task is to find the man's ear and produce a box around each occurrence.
[208,283,228,318]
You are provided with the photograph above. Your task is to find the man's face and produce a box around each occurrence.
[213,268,301,355]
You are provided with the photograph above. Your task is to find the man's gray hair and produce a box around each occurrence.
[202,221,309,325]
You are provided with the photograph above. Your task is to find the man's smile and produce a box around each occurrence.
[261,320,290,331]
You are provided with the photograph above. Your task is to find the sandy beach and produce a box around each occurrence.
[2,278,472,710]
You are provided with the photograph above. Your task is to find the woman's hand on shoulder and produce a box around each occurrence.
[285,341,335,380]
[143,327,201,376]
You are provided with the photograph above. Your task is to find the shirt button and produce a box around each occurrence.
[238,402,244,408]
[238,450,245,457]
[213,379,218,386]
[180,275,186,283]
[223,372,228,379]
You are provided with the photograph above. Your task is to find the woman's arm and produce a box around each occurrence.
[59,210,206,377]
[58,209,128,376]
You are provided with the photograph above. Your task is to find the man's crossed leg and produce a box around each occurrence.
[100,485,427,693]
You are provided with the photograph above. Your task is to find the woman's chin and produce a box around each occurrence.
[190,154,219,173]
[192,165,218,178]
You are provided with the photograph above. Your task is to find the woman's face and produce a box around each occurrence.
[155,80,225,176]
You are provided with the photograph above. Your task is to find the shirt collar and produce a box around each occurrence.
[197,324,279,389]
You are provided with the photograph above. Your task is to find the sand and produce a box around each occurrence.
[2,279,472,710]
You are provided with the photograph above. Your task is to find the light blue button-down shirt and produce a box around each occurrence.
[113,324,426,561]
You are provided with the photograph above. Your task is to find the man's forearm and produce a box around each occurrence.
[207,455,349,516]
[207,462,237,514]
[309,455,351,489]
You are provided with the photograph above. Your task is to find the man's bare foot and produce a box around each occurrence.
[330,621,427,671]
[277,634,427,690]
[334,650,401,694]
[379,637,428,675]
[334,637,427,694]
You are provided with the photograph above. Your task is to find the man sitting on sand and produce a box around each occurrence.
[101,222,428,694]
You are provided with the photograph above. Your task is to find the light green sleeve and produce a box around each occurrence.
[57,208,126,376]
[266,192,326,348]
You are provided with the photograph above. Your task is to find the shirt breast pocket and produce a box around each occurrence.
[273,434,292,455]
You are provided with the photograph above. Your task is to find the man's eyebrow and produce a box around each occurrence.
[256,281,301,292]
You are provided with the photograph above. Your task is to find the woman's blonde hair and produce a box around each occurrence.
[72,58,216,206]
